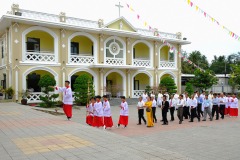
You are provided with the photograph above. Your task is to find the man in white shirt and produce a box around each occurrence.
[53,81,73,120]
[137,97,146,125]
[189,95,200,122]
[208,91,213,111]
[183,94,191,119]
[177,94,185,124]
[142,92,147,103]
[169,95,176,121]
[218,93,226,119]
[164,92,170,101]
[93,95,104,127]
[202,95,213,121]
[157,92,163,107]
[151,96,157,123]
[150,91,155,99]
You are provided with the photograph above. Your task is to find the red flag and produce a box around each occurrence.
[190,2,193,7]
[204,12,206,17]
[127,4,129,8]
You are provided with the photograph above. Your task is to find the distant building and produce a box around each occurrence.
[181,74,236,93]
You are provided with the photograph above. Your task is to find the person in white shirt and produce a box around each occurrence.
[151,96,157,123]
[189,94,200,122]
[164,92,170,101]
[103,95,113,129]
[52,81,73,120]
[117,96,129,128]
[230,94,238,117]
[93,95,104,127]
[225,93,232,116]
[212,93,219,120]
[194,91,198,99]
[208,91,213,111]
[202,95,213,121]
[169,95,176,121]
[218,93,226,119]
[157,92,163,108]
[183,94,191,119]
[142,92,147,103]
[150,91,155,99]
[177,94,185,124]
[86,97,95,126]
[200,91,205,100]
[137,97,146,125]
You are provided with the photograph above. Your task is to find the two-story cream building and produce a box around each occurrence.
[0,4,190,103]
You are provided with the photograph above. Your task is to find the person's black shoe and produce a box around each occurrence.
[189,121,193,122]
[198,118,200,122]
[179,121,182,124]
[137,123,141,125]
[210,118,213,121]
[160,120,163,122]
[215,119,219,120]
[202,119,206,121]
[144,121,147,125]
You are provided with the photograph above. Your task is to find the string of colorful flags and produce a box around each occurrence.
[125,3,205,72]
[185,0,240,42]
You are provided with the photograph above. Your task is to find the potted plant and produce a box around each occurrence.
[5,87,14,99]
[19,90,31,105]
[0,86,4,100]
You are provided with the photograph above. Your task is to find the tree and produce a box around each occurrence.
[185,82,194,96]
[229,64,240,92]
[182,51,209,74]
[209,55,231,74]
[190,69,218,91]
[38,75,59,108]
[145,85,152,95]
[74,74,95,105]
[159,77,177,94]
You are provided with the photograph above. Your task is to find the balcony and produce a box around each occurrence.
[133,90,145,98]
[133,58,151,67]
[25,51,55,63]
[70,55,94,64]
[105,57,124,65]
[159,61,176,69]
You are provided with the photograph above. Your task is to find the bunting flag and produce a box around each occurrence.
[184,0,240,42]
[125,2,205,72]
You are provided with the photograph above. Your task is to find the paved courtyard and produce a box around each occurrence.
[0,102,239,160]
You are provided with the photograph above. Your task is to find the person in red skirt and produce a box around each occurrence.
[92,95,104,128]
[230,94,238,117]
[52,81,73,120]
[103,95,113,129]
[225,93,232,116]
[86,97,95,126]
[116,96,129,128]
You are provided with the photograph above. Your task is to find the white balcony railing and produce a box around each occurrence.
[133,59,151,67]
[70,55,94,64]
[159,61,176,69]
[25,52,55,62]
[133,90,145,98]
[27,92,44,103]
[105,57,124,65]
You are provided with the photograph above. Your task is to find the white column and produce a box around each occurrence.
[9,69,12,88]
[15,70,18,100]
[127,70,131,98]
[62,72,65,85]
[100,68,104,96]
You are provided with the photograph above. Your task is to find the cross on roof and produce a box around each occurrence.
[115,2,123,17]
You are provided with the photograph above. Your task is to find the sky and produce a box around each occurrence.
[0,0,240,63]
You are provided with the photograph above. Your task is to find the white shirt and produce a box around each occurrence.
[157,94,163,106]
[137,100,145,109]
[87,103,94,116]
[120,101,129,116]
[174,94,179,101]
[103,100,111,117]
[226,97,232,107]
[151,93,155,99]
[185,97,191,106]
[169,98,177,107]
[94,101,103,117]
[231,98,238,108]
[177,99,184,107]
[218,97,226,105]
[56,87,73,105]
[190,98,198,108]
[142,94,147,102]
[164,93,170,101]
[152,99,157,107]
[194,93,198,99]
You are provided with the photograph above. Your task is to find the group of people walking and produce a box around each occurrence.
[52,81,238,129]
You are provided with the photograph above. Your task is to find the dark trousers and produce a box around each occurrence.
[162,110,168,124]
[183,106,190,119]
[138,109,146,124]
[197,103,203,117]
[177,107,183,122]
[190,107,199,121]
[212,105,219,120]
[170,107,175,121]
[219,105,225,119]
[152,107,157,122]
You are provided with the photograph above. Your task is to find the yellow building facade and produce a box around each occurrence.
[0,4,190,103]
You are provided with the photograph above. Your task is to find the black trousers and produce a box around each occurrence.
[138,109,146,124]
[162,110,168,124]
[170,107,175,121]
[197,103,203,117]
[219,105,225,119]
[152,107,157,122]
[183,106,190,119]
[190,107,199,121]
[212,105,219,119]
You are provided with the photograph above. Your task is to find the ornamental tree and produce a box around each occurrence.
[38,75,59,108]
[185,82,194,96]
[159,76,177,94]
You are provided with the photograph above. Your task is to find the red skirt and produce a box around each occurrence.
[224,106,230,115]
[118,115,128,126]
[63,104,72,118]
[86,115,93,125]
[104,117,113,128]
[230,108,238,116]
[92,116,104,127]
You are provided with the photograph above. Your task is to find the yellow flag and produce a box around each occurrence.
[196,6,199,11]
[212,18,214,22]
[144,21,147,27]
[187,0,190,5]
[130,7,133,11]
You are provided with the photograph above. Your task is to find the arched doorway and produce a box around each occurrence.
[159,45,176,69]
[159,72,177,93]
